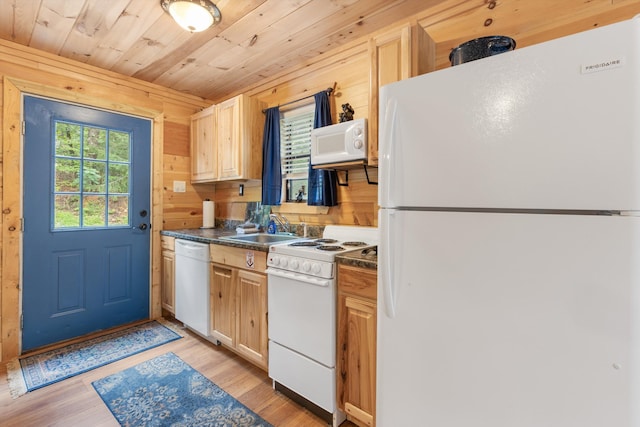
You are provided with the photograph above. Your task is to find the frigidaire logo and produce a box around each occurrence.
[581,58,625,74]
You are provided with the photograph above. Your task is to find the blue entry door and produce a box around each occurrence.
[22,96,152,352]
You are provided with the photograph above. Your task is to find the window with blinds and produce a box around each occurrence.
[280,104,314,202]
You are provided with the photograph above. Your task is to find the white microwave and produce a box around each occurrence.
[310,118,367,165]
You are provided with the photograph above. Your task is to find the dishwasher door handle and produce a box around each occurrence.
[175,239,210,259]
[176,240,205,250]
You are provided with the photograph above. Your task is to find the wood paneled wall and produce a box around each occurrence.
[210,42,379,228]
[163,121,215,230]
[1,0,639,363]
[205,0,640,229]
[0,40,209,362]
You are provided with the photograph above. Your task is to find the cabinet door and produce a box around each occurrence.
[340,295,377,427]
[217,95,243,180]
[190,105,217,182]
[161,249,175,314]
[338,264,378,427]
[210,263,236,347]
[368,24,411,167]
[236,269,268,368]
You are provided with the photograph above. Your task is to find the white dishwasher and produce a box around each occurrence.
[174,239,210,337]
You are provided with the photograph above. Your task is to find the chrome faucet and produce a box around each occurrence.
[269,214,291,233]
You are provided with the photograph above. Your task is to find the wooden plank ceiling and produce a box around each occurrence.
[0,0,439,101]
[1,0,640,102]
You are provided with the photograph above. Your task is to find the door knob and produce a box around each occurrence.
[138,223,148,230]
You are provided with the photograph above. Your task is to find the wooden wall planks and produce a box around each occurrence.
[0,38,209,363]
[209,40,378,228]
[1,0,640,363]
[422,0,640,70]
[208,0,640,229]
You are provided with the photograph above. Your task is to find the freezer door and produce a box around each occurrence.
[377,209,640,427]
[379,17,640,211]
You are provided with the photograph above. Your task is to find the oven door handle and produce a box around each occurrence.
[266,268,331,287]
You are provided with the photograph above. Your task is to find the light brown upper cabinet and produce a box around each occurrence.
[190,105,217,182]
[190,94,265,183]
[368,23,435,166]
[216,96,244,180]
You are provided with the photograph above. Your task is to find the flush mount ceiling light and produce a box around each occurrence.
[161,0,221,33]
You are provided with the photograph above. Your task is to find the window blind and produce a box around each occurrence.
[280,108,314,177]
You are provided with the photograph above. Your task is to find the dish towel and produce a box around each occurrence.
[236,223,260,234]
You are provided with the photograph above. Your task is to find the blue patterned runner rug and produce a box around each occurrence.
[93,352,274,427]
[8,320,181,397]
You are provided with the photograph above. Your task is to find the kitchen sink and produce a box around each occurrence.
[219,233,302,245]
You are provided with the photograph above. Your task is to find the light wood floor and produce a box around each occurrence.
[0,318,357,427]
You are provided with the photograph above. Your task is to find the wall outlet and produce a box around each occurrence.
[173,180,186,192]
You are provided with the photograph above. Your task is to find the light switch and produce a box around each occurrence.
[173,180,186,192]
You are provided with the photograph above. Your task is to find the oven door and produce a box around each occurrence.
[267,268,336,367]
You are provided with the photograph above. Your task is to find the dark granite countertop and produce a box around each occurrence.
[160,228,275,252]
[162,229,379,263]
[336,246,377,270]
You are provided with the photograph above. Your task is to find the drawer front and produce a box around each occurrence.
[338,264,377,300]
[161,235,175,251]
[210,244,267,272]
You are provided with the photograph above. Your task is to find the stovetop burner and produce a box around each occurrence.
[317,245,345,251]
[269,226,378,268]
[289,241,321,247]
[343,241,368,247]
[315,238,338,244]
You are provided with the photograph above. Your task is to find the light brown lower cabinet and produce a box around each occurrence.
[337,263,377,427]
[210,244,268,370]
[210,264,236,347]
[161,236,175,314]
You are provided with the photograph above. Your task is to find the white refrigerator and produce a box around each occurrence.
[378,17,640,427]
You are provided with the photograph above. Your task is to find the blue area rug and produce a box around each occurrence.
[93,352,273,427]
[10,320,181,396]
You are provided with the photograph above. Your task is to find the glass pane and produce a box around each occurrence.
[55,158,80,192]
[109,131,130,162]
[83,195,106,226]
[55,122,81,157]
[83,127,107,160]
[286,179,307,202]
[54,195,80,228]
[108,196,129,226]
[83,160,106,193]
[52,120,135,231]
[108,164,130,194]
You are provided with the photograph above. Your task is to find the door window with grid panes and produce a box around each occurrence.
[54,120,131,229]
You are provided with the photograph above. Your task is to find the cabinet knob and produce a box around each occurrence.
[250,319,255,327]
[218,291,222,298]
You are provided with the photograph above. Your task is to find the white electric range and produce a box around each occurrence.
[266,225,379,427]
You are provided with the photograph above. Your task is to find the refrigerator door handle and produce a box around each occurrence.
[381,209,397,318]
[380,97,398,207]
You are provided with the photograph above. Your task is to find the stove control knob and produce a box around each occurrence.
[280,257,288,267]
[290,259,299,270]
[311,263,321,274]
[302,261,311,272]
[270,256,280,266]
